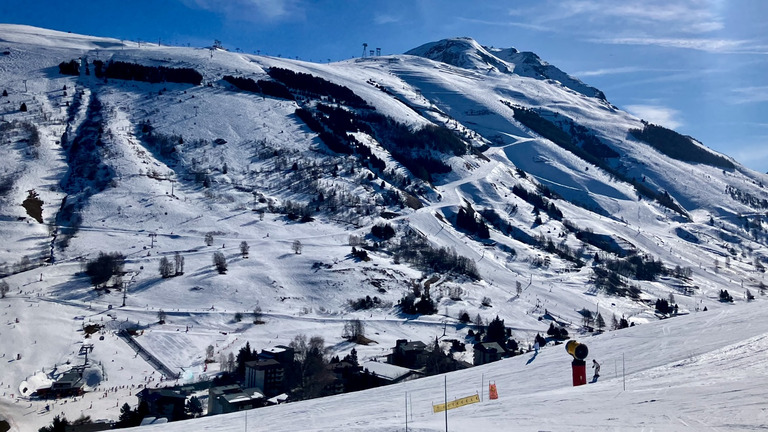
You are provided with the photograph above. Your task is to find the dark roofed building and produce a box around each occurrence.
[388,339,428,369]
[473,342,506,366]
[245,359,286,397]
[136,388,187,422]
[208,384,264,415]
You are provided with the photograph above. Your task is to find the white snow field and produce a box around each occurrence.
[1,24,768,431]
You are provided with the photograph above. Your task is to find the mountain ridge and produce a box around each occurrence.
[1,25,767,431]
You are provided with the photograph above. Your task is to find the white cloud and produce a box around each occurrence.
[541,0,724,34]
[595,37,763,53]
[730,86,768,104]
[374,14,400,25]
[625,104,684,129]
[181,0,304,22]
[571,66,644,77]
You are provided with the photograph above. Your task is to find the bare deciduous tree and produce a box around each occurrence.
[174,252,184,275]
[213,251,227,274]
[0,280,9,298]
[159,256,173,278]
[342,319,365,341]
[292,240,303,254]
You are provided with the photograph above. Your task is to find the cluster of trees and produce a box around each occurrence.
[725,185,768,209]
[654,298,678,315]
[511,185,563,221]
[99,60,203,85]
[539,236,584,268]
[58,59,79,76]
[546,322,570,340]
[455,203,490,238]
[590,266,641,298]
[223,75,294,100]
[341,318,366,341]
[39,414,95,432]
[507,104,605,167]
[348,295,382,310]
[392,232,480,280]
[139,126,183,159]
[719,289,734,303]
[57,96,115,247]
[85,252,125,288]
[350,247,370,261]
[398,282,437,315]
[268,67,371,108]
[629,122,735,169]
[159,252,185,278]
[371,223,395,240]
[604,253,666,281]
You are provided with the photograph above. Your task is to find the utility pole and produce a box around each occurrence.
[444,376,448,432]
[122,281,127,307]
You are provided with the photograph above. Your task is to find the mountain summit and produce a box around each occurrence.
[406,37,605,99]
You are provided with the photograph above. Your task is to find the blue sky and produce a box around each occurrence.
[2,0,767,172]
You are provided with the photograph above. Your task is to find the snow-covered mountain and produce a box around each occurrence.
[1,24,768,431]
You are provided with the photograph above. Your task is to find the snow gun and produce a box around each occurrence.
[565,340,588,386]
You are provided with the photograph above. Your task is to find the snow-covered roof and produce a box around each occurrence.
[361,361,415,381]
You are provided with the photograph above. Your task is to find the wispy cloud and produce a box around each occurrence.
[571,66,645,77]
[374,14,400,25]
[730,86,768,104]
[625,104,683,129]
[502,1,768,54]
[594,37,766,54]
[536,0,724,34]
[180,0,304,22]
[456,17,554,33]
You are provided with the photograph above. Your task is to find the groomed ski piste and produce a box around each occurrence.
[1,24,768,431]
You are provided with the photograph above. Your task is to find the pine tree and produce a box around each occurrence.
[595,313,605,330]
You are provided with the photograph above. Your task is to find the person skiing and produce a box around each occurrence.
[592,359,601,380]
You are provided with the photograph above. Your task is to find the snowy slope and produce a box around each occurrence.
[126,300,768,431]
[1,24,768,431]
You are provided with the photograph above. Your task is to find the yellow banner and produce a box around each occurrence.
[433,394,480,413]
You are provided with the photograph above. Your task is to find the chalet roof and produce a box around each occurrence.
[245,358,282,369]
[55,370,83,386]
[137,388,186,400]
[398,340,427,351]
[210,385,263,404]
[475,342,505,353]
[361,361,415,381]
